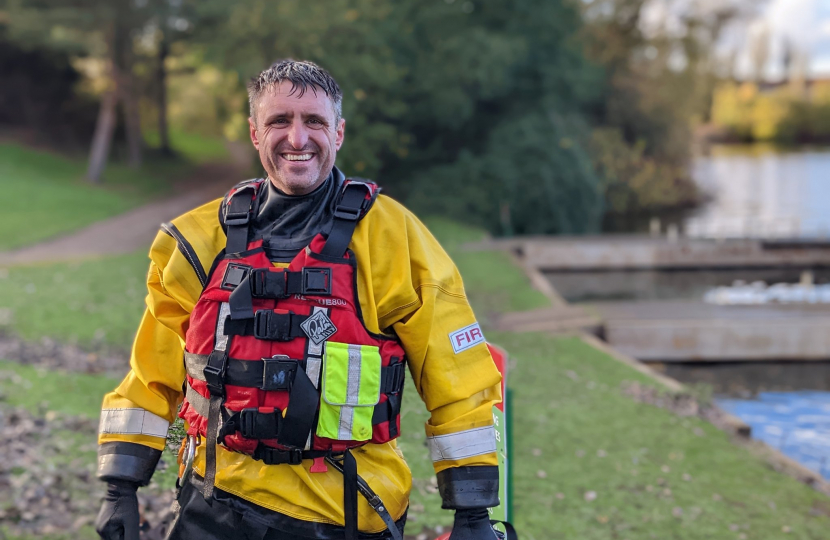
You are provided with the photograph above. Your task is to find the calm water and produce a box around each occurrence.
[717,392,830,480]
[686,146,830,239]
[549,147,830,302]
[599,147,830,475]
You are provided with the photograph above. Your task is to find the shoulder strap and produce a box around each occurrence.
[319,179,380,258]
[220,179,266,254]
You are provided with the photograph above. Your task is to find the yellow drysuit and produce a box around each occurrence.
[98,193,501,533]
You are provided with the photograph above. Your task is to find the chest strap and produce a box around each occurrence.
[228,267,332,320]
[186,351,404,394]
[224,311,309,341]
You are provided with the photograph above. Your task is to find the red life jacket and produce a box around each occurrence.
[178,178,406,466]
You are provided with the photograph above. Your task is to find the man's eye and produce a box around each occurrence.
[308,118,322,125]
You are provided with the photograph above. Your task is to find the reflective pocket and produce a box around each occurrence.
[317,342,381,441]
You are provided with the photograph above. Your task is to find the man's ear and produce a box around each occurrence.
[335,118,345,151]
[249,117,260,151]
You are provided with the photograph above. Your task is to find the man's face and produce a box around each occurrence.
[249,82,345,195]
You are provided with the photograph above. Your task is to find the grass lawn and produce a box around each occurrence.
[0,359,119,418]
[143,127,231,164]
[0,142,195,251]
[2,215,830,539]
[0,250,149,349]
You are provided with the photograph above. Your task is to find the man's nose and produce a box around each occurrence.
[287,121,309,150]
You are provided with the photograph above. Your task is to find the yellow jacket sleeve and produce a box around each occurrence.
[354,196,502,480]
[97,202,221,483]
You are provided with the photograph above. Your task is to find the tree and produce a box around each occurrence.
[4,0,185,181]
[188,0,606,234]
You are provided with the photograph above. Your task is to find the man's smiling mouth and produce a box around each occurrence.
[282,153,314,162]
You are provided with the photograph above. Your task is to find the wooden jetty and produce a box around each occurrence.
[485,235,830,362]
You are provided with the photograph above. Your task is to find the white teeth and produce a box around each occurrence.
[284,154,313,161]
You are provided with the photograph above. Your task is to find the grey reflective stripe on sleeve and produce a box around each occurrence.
[99,408,170,438]
[428,426,498,462]
[215,302,231,351]
[337,344,363,440]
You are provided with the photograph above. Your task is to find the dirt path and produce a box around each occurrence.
[0,162,249,267]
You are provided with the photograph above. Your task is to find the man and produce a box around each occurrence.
[95,60,502,540]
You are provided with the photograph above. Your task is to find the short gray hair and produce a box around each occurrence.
[248,59,343,124]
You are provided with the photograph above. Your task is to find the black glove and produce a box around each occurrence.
[448,507,499,540]
[95,479,141,540]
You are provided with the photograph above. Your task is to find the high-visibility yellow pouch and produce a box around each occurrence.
[317,342,381,441]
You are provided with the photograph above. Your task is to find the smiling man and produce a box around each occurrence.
[94,60,503,540]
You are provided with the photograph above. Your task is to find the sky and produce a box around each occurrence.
[741,0,830,79]
[639,0,830,80]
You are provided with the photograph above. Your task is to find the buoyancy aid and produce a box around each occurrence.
[177,178,407,539]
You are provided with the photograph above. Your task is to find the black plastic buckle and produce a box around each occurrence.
[253,310,293,341]
[253,310,270,339]
[302,268,332,295]
[249,268,270,297]
[238,408,258,438]
[333,205,362,221]
[239,408,281,439]
[225,187,255,226]
[333,183,372,221]
[203,350,228,396]
[285,448,304,465]
[261,355,296,391]
[220,263,251,291]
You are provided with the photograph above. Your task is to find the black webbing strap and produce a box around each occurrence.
[343,450,359,540]
[373,360,405,437]
[201,345,229,503]
[278,365,319,448]
[203,395,223,503]
[223,311,309,341]
[370,393,403,436]
[215,364,318,449]
[229,268,333,320]
[251,445,331,466]
[186,351,302,391]
[224,185,256,254]
[320,182,373,258]
[326,453,404,540]
[228,272,255,320]
[490,520,518,540]
[219,407,283,441]
[380,361,406,394]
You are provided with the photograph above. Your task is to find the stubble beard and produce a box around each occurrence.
[264,145,329,195]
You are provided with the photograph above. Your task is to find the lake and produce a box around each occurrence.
[556,146,830,478]
[686,146,830,239]
[717,392,830,480]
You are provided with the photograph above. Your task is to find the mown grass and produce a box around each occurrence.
[0,250,149,349]
[0,142,192,251]
[0,360,120,418]
[2,211,830,539]
[143,128,230,164]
